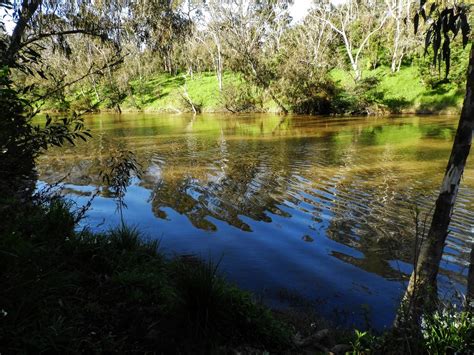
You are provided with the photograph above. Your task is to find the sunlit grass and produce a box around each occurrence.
[330,65,464,114]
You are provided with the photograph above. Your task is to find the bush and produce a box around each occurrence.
[415,42,470,89]
[69,92,97,113]
[332,76,389,115]
[220,83,263,113]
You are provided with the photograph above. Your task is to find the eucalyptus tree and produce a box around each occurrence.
[208,0,292,113]
[299,9,335,69]
[387,0,416,72]
[312,0,394,81]
[127,0,192,74]
[275,15,339,114]
[198,0,227,91]
[2,0,124,69]
[0,0,190,202]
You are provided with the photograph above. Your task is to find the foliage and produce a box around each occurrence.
[331,64,465,114]
[36,64,467,115]
[0,66,92,201]
[7,0,471,116]
[417,42,472,88]
[414,1,471,79]
[220,82,263,113]
[100,148,142,226]
[335,76,388,115]
[101,79,128,112]
[349,329,377,355]
[347,306,474,354]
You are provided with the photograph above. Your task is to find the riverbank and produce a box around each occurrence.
[0,193,362,353]
[43,66,465,116]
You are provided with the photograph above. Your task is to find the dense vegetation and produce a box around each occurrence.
[45,65,467,114]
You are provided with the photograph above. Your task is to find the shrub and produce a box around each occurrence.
[69,92,97,113]
[220,83,263,113]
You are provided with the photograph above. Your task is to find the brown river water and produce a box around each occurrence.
[37,113,473,329]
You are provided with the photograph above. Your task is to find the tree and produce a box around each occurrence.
[398,0,472,326]
[313,0,393,81]
[214,0,292,113]
[197,0,226,91]
[0,0,186,202]
[387,0,415,72]
[1,0,124,69]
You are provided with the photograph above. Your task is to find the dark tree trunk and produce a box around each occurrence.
[4,0,41,67]
[399,44,474,325]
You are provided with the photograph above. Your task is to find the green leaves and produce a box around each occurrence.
[415,2,471,79]
[39,115,92,148]
[421,307,474,354]
[99,148,142,224]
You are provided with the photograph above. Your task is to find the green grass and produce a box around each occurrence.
[46,65,465,114]
[122,72,245,112]
[122,66,464,114]
[330,65,464,114]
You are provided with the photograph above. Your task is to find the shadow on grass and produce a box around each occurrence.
[381,97,412,113]
[416,87,464,113]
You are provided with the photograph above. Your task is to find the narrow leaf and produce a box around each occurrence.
[429,3,437,17]
[414,13,420,34]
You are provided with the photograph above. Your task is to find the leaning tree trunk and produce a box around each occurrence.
[399,44,474,325]
[4,0,41,67]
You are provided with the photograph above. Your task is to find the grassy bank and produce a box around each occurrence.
[330,66,464,115]
[120,66,464,114]
[47,64,465,115]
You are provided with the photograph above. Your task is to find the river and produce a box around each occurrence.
[36,113,474,329]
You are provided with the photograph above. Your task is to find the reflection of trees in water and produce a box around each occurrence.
[147,136,301,231]
[37,115,473,283]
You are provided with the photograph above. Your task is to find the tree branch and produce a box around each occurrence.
[355,10,391,64]
[32,54,126,105]
[20,29,105,49]
[4,0,41,66]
